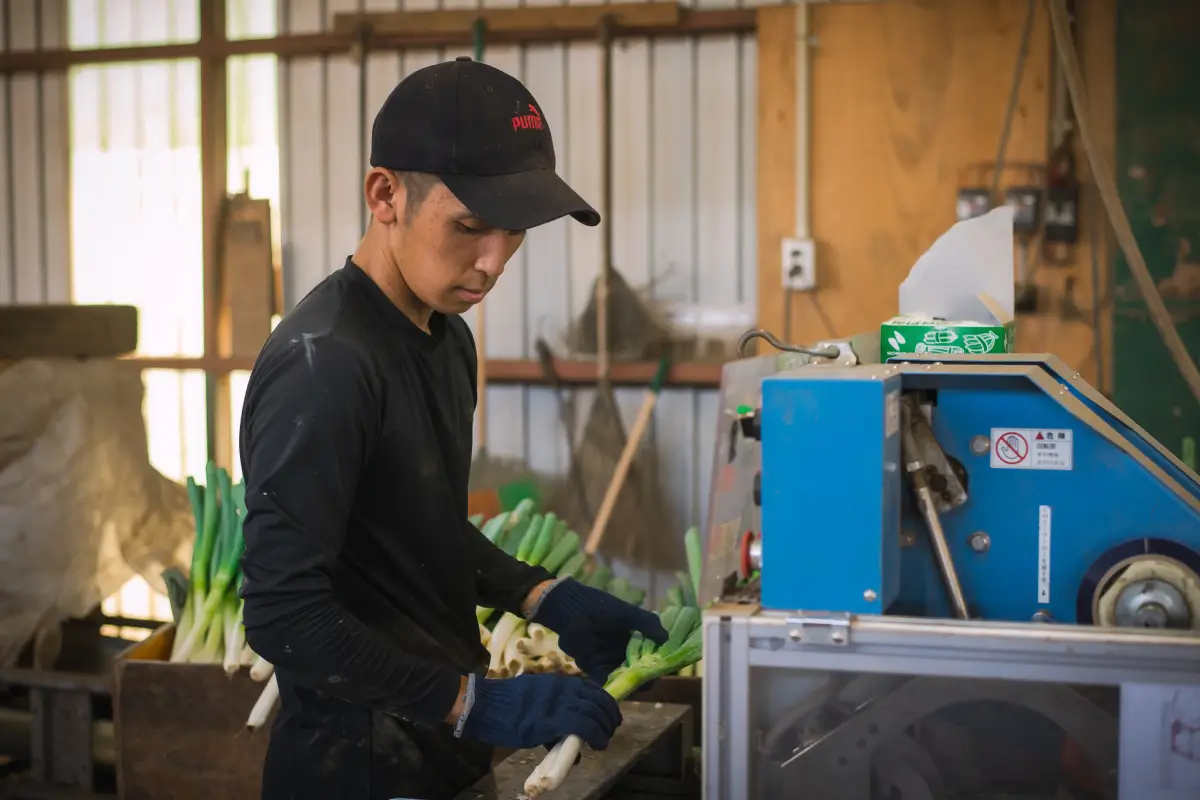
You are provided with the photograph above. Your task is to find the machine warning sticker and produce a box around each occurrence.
[885,390,900,438]
[988,428,1073,471]
[1037,505,1051,603]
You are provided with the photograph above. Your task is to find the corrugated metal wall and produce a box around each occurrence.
[0,0,760,561]
[276,0,759,540]
[0,0,71,306]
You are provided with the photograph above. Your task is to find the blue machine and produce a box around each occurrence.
[749,353,1200,628]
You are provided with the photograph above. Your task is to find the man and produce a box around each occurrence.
[238,57,669,800]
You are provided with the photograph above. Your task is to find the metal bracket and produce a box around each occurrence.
[784,612,852,647]
[710,601,762,618]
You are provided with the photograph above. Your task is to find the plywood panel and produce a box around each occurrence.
[758,0,1115,386]
[753,2,796,355]
[1014,0,1115,389]
[794,0,1051,343]
[1046,0,1114,391]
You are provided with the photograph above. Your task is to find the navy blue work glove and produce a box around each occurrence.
[532,578,670,684]
[460,672,622,752]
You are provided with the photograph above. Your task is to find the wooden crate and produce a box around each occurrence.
[113,625,272,800]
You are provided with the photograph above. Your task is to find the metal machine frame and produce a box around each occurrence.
[699,343,1200,800]
[702,608,1200,800]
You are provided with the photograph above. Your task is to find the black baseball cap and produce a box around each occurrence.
[369,56,600,231]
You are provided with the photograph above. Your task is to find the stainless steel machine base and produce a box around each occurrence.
[702,607,1200,800]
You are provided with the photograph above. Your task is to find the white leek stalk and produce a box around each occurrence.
[249,655,274,682]
[246,673,279,730]
[524,611,703,797]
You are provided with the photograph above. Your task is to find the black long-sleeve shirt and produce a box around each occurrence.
[238,257,552,799]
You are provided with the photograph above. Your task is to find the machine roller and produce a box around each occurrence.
[700,332,1200,800]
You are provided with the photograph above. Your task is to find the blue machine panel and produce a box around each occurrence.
[760,369,903,613]
[894,373,1200,623]
[757,358,1200,624]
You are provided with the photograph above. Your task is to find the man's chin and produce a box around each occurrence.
[441,289,486,313]
[436,297,477,315]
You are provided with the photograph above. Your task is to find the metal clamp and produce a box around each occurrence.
[783,613,851,647]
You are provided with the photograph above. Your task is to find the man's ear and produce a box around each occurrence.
[365,168,401,225]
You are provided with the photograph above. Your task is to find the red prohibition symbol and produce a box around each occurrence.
[995,432,1028,465]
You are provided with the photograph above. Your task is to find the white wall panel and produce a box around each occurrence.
[0,0,71,306]
[276,0,758,548]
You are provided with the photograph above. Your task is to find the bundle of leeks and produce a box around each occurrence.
[473,506,708,680]
[168,461,271,682]
[472,501,646,679]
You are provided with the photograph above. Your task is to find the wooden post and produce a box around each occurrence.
[200,0,232,472]
[755,4,797,347]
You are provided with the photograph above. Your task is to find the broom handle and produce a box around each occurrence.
[597,15,614,384]
[584,357,670,556]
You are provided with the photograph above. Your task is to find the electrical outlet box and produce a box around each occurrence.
[781,237,816,291]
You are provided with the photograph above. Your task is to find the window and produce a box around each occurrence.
[67,0,280,638]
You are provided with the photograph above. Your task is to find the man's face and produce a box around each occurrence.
[372,174,526,315]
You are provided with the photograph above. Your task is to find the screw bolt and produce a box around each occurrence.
[970,435,991,455]
[864,589,877,602]
[968,532,991,552]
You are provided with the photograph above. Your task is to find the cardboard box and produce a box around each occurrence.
[881,206,1018,362]
[881,315,1014,359]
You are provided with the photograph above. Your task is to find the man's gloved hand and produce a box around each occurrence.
[532,578,670,684]
[460,672,622,752]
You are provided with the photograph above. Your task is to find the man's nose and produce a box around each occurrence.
[474,235,510,278]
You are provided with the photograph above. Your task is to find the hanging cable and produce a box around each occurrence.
[990,0,1037,200]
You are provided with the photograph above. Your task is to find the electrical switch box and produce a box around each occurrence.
[1043,183,1080,244]
[1004,186,1044,238]
[956,188,992,222]
[781,237,816,291]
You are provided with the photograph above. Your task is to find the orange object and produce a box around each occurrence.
[467,489,503,520]
[1061,735,1102,793]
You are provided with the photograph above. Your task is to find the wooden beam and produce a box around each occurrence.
[117,355,724,389]
[0,305,137,358]
[118,356,254,372]
[755,4,797,348]
[0,8,756,74]
[484,359,723,388]
[332,3,680,36]
[199,0,232,473]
